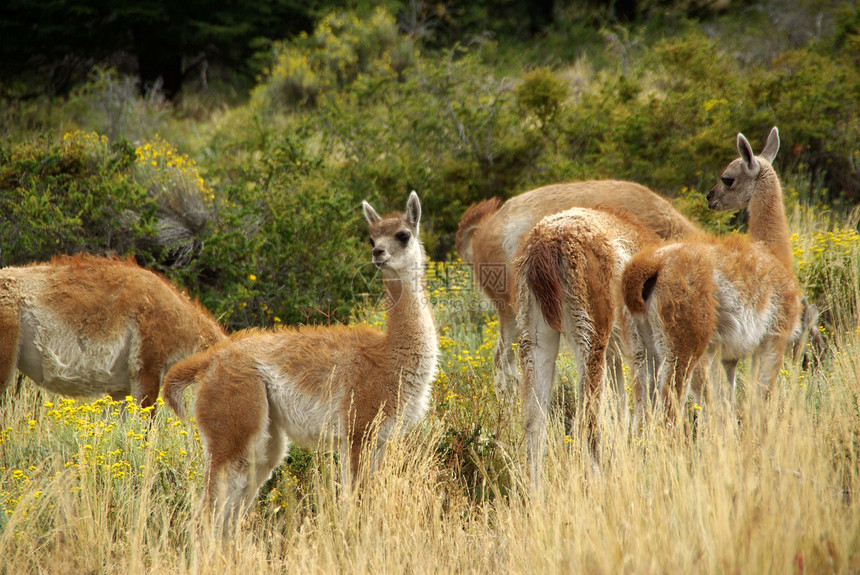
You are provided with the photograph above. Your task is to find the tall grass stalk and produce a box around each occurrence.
[1,331,857,573]
[2,210,859,573]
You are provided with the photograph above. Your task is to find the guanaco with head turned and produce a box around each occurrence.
[0,254,225,407]
[456,181,699,395]
[162,192,438,537]
[622,128,801,419]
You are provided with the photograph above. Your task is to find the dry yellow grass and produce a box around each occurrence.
[2,330,858,574]
[2,210,859,574]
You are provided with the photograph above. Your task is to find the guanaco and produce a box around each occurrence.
[162,192,438,536]
[0,254,225,406]
[622,128,801,419]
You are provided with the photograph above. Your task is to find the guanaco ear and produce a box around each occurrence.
[405,191,421,232]
[737,133,760,177]
[760,126,780,164]
[362,200,382,226]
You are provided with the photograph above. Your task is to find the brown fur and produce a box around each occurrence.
[162,193,437,537]
[0,253,225,406]
[623,234,800,420]
[456,180,699,392]
[747,168,793,268]
[515,207,660,484]
[460,181,698,304]
[523,234,567,333]
[621,249,665,315]
[455,197,501,262]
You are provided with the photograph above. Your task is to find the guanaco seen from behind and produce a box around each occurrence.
[515,206,662,488]
[456,181,699,394]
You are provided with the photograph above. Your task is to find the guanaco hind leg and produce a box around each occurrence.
[202,418,289,538]
[493,304,520,397]
[519,298,561,491]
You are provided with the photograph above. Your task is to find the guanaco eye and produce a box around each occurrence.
[395,231,411,244]
[721,177,734,187]
[369,238,376,247]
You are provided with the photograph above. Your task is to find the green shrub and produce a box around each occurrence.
[178,130,367,330]
[567,30,750,192]
[0,131,155,266]
[750,47,860,199]
[254,7,416,109]
[516,67,568,129]
[247,19,539,256]
[0,130,225,273]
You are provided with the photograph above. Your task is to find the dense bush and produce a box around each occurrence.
[2,4,858,330]
[753,47,860,195]
[246,27,539,256]
[176,129,367,330]
[253,8,416,109]
[246,8,859,240]
[0,131,155,267]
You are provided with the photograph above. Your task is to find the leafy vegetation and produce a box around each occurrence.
[4,2,857,322]
[0,131,155,266]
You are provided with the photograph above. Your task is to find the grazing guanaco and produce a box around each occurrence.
[0,254,225,407]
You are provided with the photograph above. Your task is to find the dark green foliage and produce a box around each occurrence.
[234,6,860,261]
[3,4,859,332]
[179,130,367,330]
[256,7,417,109]
[0,0,330,97]
[753,48,860,195]
[516,67,568,129]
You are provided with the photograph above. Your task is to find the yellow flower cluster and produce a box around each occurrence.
[429,261,500,417]
[791,228,860,271]
[58,130,111,166]
[264,466,303,513]
[134,135,215,202]
[1,395,202,516]
[62,130,109,149]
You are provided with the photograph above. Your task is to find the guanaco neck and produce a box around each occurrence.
[748,165,793,269]
[382,272,437,383]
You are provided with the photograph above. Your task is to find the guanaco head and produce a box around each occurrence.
[707,126,780,211]
[362,191,425,285]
